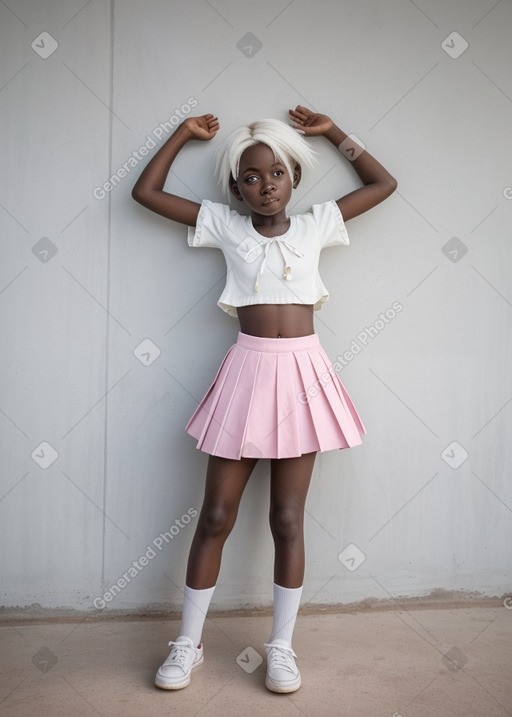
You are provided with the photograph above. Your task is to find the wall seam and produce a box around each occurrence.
[101,0,116,599]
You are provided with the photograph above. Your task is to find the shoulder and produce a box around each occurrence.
[293,200,349,248]
[295,199,341,221]
[189,199,248,249]
[199,199,244,221]
[197,199,248,231]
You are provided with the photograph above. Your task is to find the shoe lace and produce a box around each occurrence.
[166,639,193,667]
[264,642,297,673]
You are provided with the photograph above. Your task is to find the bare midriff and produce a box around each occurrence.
[236,304,315,338]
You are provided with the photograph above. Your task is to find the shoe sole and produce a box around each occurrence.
[154,655,204,690]
[265,675,301,693]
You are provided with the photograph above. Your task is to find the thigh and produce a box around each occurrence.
[269,452,317,509]
[201,454,258,512]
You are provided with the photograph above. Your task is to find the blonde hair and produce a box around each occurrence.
[214,118,317,198]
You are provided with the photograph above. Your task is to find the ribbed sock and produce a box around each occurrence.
[269,583,303,647]
[179,584,216,647]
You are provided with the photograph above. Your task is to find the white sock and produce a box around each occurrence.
[269,583,303,647]
[179,585,215,647]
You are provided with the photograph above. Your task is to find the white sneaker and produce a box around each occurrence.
[264,639,301,693]
[154,636,204,690]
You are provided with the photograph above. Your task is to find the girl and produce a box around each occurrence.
[131,105,397,693]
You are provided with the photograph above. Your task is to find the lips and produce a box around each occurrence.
[262,198,278,205]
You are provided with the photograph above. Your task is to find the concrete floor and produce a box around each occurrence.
[1,604,511,716]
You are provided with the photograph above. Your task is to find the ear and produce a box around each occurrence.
[292,163,302,189]
[230,176,244,201]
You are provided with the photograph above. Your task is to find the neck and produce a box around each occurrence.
[251,208,289,227]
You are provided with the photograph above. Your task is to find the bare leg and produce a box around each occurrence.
[269,452,317,588]
[186,454,258,589]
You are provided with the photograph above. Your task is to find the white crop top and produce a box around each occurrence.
[187,199,350,317]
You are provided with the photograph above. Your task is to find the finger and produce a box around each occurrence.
[289,123,305,133]
[295,105,311,116]
[289,107,307,119]
[289,115,307,130]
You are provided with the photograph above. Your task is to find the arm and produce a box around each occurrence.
[289,105,397,221]
[131,113,220,226]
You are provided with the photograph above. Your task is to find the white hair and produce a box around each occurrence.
[214,118,317,198]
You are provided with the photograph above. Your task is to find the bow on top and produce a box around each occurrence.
[245,238,304,292]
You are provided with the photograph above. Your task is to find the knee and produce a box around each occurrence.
[269,505,303,544]
[197,502,236,540]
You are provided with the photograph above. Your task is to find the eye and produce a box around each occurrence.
[273,170,284,177]
[245,175,259,184]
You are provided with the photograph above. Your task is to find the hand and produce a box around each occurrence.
[183,113,220,141]
[288,105,333,136]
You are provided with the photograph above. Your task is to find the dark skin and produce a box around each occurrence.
[132,106,397,592]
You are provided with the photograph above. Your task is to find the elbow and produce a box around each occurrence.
[131,184,147,205]
[385,176,398,196]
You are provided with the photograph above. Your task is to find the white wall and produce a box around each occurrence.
[1,0,510,615]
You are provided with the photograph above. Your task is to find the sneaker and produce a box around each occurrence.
[264,639,301,693]
[154,636,204,690]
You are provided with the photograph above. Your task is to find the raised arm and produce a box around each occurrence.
[289,105,397,221]
[131,113,220,226]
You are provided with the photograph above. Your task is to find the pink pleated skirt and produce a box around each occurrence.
[185,332,366,460]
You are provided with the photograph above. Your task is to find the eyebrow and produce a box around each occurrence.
[242,162,284,174]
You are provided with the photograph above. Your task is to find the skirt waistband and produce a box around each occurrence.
[236,331,320,353]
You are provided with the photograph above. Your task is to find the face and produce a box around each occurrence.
[230,143,301,216]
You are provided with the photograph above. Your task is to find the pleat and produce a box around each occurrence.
[242,351,277,457]
[275,352,302,458]
[185,344,237,439]
[186,345,247,457]
[186,334,365,460]
[292,351,325,453]
[307,350,365,448]
[315,345,366,436]
[213,348,262,458]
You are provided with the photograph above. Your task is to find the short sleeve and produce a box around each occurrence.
[310,200,350,248]
[187,200,233,249]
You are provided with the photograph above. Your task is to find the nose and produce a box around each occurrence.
[261,179,276,194]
